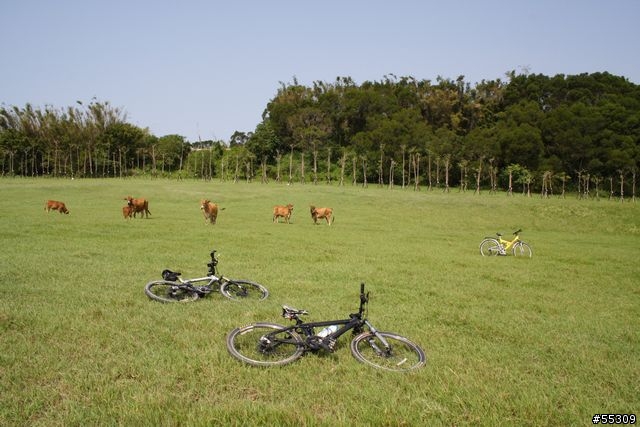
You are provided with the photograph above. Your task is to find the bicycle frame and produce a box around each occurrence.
[175,275,220,293]
[146,248,270,302]
[302,314,360,336]
[496,232,521,252]
[270,283,389,352]
[161,250,225,294]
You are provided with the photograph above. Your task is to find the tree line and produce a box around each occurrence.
[1,72,639,199]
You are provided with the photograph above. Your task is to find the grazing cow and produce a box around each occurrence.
[124,196,151,218]
[273,204,294,224]
[200,199,219,224]
[122,205,133,219]
[310,205,334,225]
[45,200,69,214]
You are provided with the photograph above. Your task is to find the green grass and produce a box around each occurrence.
[1,178,638,426]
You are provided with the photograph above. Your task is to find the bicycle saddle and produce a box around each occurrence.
[161,269,181,281]
[282,305,308,318]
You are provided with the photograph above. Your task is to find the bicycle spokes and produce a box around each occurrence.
[367,340,412,367]
[227,324,305,366]
[351,331,426,371]
[366,336,384,355]
[233,287,249,297]
[144,281,200,303]
[221,280,269,301]
[257,335,278,354]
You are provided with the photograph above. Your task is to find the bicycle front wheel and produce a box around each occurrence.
[226,323,304,367]
[144,280,200,303]
[512,242,533,258]
[221,279,269,301]
[350,331,426,372]
[479,238,501,256]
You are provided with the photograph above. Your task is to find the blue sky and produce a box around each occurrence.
[2,0,639,142]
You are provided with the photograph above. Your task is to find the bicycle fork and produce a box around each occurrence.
[364,321,410,366]
[364,320,391,354]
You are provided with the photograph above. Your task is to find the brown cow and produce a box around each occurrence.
[124,196,151,218]
[200,199,219,224]
[45,200,69,214]
[310,205,334,225]
[273,204,294,224]
[122,205,133,219]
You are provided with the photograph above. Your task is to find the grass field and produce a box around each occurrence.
[0,178,638,426]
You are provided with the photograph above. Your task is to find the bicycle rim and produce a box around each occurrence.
[350,331,426,372]
[221,279,269,301]
[144,281,200,303]
[512,242,533,258]
[479,238,501,256]
[226,323,304,367]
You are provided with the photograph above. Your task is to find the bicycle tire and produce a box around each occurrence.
[226,323,304,367]
[512,242,533,258]
[479,238,502,256]
[144,280,200,303]
[350,331,426,372]
[220,279,269,301]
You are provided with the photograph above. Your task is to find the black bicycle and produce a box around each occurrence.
[226,283,426,372]
[144,250,269,303]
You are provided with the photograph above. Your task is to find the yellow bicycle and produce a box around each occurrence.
[479,229,532,257]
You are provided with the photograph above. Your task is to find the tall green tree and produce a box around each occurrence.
[246,122,279,183]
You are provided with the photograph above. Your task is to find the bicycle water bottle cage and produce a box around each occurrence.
[161,269,181,281]
[282,305,308,320]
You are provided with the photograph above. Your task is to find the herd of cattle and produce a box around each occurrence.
[271,204,334,225]
[44,198,334,225]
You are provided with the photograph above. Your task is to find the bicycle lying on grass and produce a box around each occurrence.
[144,250,269,302]
[226,283,426,372]
[479,229,533,257]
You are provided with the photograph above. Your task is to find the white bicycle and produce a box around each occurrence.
[144,249,269,303]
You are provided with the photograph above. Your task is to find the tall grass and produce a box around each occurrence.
[0,178,638,426]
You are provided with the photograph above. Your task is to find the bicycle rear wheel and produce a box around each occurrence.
[479,238,502,256]
[144,280,200,303]
[350,331,426,372]
[226,323,304,367]
[221,279,269,301]
[512,242,533,258]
